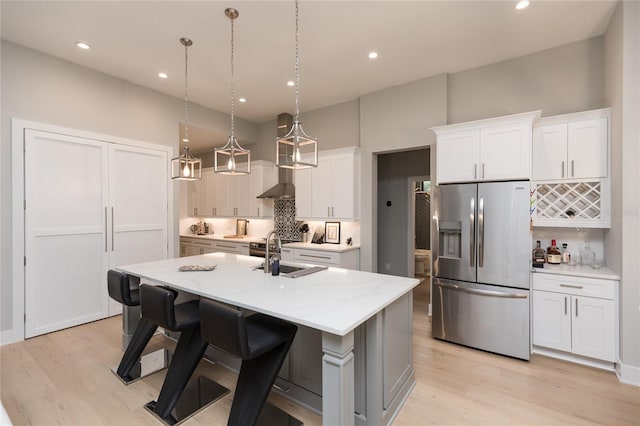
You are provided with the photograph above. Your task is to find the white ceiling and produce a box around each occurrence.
[1,0,616,127]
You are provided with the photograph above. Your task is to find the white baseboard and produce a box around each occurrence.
[0,329,15,347]
[616,360,640,387]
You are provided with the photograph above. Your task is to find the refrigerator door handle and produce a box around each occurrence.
[470,197,475,268]
[435,281,528,299]
[478,197,484,268]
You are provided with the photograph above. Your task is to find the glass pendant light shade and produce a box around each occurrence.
[277,0,318,169]
[171,37,202,180]
[171,145,202,180]
[215,8,251,176]
[276,121,317,169]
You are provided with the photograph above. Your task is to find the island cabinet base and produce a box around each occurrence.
[272,292,416,426]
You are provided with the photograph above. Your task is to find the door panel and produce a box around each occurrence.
[109,144,167,315]
[532,290,571,352]
[477,181,530,289]
[433,183,476,283]
[25,130,109,338]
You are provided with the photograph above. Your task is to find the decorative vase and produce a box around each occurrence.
[302,233,308,243]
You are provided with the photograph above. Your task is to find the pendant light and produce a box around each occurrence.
[171,38,202,180]
[276,0,318,169]
[215,8,251,175]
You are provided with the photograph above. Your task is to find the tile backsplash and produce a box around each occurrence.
[274,199,301,240]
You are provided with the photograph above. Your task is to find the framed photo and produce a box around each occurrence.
[324,222,341,244]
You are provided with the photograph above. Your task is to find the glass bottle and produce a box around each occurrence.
[561,243,571,264]
[532,240,546,263]
[580,241,595,267]
[546,239,562,264]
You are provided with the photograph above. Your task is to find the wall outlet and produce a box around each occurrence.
[385,263,391,270]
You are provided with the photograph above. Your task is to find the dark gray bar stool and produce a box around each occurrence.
[107,270,168,384]
[141,284,229,426]
[199,298,300,426]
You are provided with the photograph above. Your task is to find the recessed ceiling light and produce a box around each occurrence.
[368,51,378,59]
[287,81,295,87]
[515,0,529,10]
[158,72,168,79]
[76,42,90,50]
[182,138,189,143]
[239,97,247,103]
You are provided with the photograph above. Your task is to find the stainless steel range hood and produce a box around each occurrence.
[257,113,295,200]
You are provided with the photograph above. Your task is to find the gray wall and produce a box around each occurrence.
[360,74,448,272]
[0,41,257,334]
[604,0,640,376]
[448,38,605,123]
[377,150,430,277]
[252,99,360,162]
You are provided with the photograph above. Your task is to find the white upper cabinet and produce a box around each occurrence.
[294,147,360,220]
[187,161,276,218]
[533,111,608,181]
[433,111,541,184]
[530,109,611,228]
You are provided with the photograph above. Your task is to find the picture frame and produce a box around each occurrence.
[324,222,341,244]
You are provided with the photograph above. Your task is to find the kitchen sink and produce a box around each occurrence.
[252,263,328,278]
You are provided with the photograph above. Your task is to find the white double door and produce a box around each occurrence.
[24,130,168,338]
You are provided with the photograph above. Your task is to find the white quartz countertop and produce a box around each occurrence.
[117,253,419,336]
[532,264,620,280]
[180,234,259,243]
[282,242,360,253]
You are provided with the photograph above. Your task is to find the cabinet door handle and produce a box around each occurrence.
[212,208,215,216]
[474,163,477,179]
[104,207,108,252]
[470,197,475,268]
[331,206,334,217]
[575,298,578,317]
[561,161,565,178]
[111,207,115,251]
[564,296,567,315]
[560,284,583,289]
[195,207,198,216]
[257,207,260,216]
[299,253,332,260]
[571,160,575,177]
[482,163,485,179]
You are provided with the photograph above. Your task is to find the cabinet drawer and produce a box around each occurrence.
[532,273,616,299]
[214,241,249,255]
[180,237,215,248]
[294,250,340,266]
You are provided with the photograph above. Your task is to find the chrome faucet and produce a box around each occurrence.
[264,230,282,273]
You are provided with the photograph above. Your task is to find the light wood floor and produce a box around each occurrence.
[2,282,638,425]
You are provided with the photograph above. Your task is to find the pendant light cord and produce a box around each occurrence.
[294,0,300,120]
[183,40,190,148]
[230,16,236,138]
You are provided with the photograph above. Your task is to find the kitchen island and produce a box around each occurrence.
[117,252,419,426]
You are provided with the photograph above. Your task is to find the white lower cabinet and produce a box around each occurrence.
[283,246,360,270]
[532,273,617,363]
[180,237,249,257]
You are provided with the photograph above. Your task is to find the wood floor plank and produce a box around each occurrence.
[1,282,638,425]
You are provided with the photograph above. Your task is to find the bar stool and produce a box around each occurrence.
[141,284,229,426]
[107,270,168,384]
[199,298,299,426]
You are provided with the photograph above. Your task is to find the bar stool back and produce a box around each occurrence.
[199,298,298,426]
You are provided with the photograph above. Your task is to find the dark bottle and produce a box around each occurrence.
[532,240,546,263]
[546,239,561,264]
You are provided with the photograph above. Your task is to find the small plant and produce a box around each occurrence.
[298,223,309,233]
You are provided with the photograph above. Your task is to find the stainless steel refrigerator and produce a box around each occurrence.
[432,181,531,360]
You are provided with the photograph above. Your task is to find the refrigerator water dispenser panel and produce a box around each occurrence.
[438,221,462,259]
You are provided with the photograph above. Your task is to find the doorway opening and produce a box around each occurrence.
[408,177,431,311]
